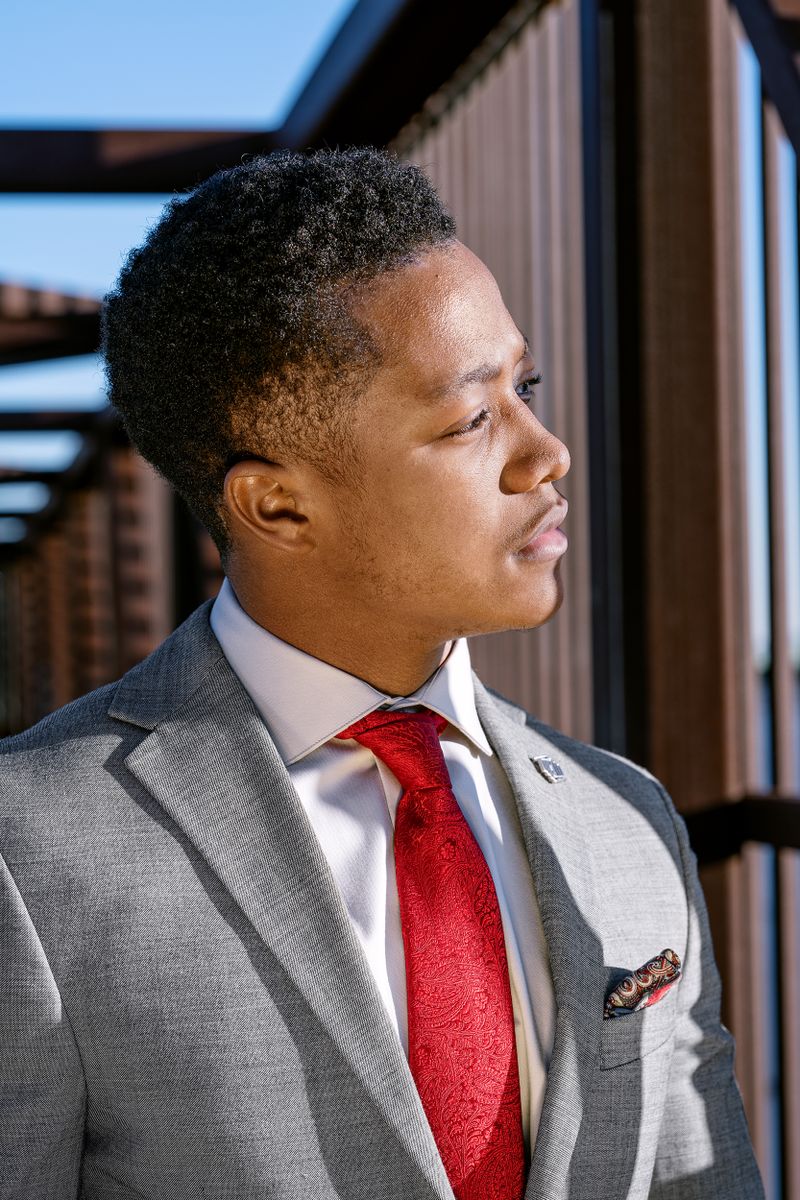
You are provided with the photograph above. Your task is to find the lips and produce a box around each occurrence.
[519,499,569,550]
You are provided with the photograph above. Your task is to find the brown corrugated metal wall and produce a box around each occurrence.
[763,88,800,1200]
[636,1,798,1194]
[392,0,594,744]
[0,450,174,731]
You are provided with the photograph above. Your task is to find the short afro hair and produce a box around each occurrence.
[101,146,457,562]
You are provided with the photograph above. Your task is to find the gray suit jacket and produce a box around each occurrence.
[1,600,763,1199]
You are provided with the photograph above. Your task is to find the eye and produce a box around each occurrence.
[447,371,543,439]
[515,371,542,403]
[449,409,491,438]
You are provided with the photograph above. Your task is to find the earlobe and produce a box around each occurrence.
[224,461,312,551]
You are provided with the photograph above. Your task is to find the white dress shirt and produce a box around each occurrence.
[210,576,556,1156]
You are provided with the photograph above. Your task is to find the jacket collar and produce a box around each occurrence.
[208,576,491,763]
[108,598,221,731]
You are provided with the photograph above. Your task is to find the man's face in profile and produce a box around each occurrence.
[317,238,572,644]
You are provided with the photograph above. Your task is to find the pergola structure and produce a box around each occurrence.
[2,0,798,556]
[0,0,542,563]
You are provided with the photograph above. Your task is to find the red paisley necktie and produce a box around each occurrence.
[337,707,525,1200]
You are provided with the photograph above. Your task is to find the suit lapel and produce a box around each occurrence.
[109,605,452,1200]
[473,677,605,1200]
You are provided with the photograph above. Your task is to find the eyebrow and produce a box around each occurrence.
[424,329,532,403]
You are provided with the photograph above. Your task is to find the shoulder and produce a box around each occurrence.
[0,679,123,761]
[0,597,219,763]
[0,677,137,845]
[482,682,688,857]
[0,599,220,852]
[0,680,139,883]
[484,681,662,790]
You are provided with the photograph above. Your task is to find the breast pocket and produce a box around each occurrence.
[599,983,680,1070]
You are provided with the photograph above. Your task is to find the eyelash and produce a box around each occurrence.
[449,372,543,438]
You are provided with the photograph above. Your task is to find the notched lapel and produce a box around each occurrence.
[473,678,606,1200]
[112,614,452,1200]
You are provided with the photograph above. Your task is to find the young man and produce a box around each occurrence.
[0,148,762,1199]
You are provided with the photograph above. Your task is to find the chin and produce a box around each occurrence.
[440,567,566,638]
[500,581,566,633]
[505,605,563,633]
[453,595,565,639]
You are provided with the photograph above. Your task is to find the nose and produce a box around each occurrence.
[499,416,571,495]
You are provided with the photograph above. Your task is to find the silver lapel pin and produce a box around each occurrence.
[531,755,566,784]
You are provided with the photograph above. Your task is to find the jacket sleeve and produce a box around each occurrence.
[647,781,765,1199]
[0,851,86,1199]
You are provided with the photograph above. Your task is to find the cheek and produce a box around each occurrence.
[337,441,507,571]
[383,453,500,527]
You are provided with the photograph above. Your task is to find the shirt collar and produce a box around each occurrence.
[209,576,492,764]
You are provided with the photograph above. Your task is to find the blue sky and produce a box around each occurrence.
[0,0,356,506]
[0,196,172,296]
[0,0,357,295]
[2,0,356,129]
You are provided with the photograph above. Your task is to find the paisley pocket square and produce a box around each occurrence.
[603,948,682,1019]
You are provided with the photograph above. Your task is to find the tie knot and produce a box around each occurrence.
[337,707,450,792]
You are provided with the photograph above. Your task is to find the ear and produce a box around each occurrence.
[223,458,315,553]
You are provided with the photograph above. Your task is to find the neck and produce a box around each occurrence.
[228,576,453,696]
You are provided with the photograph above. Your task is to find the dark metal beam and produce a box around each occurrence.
[603,0,649,767]
[776,15,800,51]
[0,434,98,487]
[686,795,800,863]
[0,129,279,194]
[0,469,79,484]
[0,485,62,525]
[0,312,101,365]
[282,0,532,151]
[0,0,531,193]
[580,0,629,754]
[279,0,409,148]
[0,434,104,559]
[0,406,117,432]
[732,0,800,155]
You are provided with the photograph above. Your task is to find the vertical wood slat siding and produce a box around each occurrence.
[39,528,72,712]
[639,0,757,1174]
[701,8,753,1133]
[640,0,797,1192]
[68,487,118,696]
[0,451,175,734]
[764,96,800,1200]
[707,5,759,1147]
[0,566,22,736]
[391,0,593,742]
[730,14,777,1191]
[108,448,174,675]
[0,492,111,732]
[17,557,43,729]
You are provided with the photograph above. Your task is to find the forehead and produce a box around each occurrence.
[352,241,524,387]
